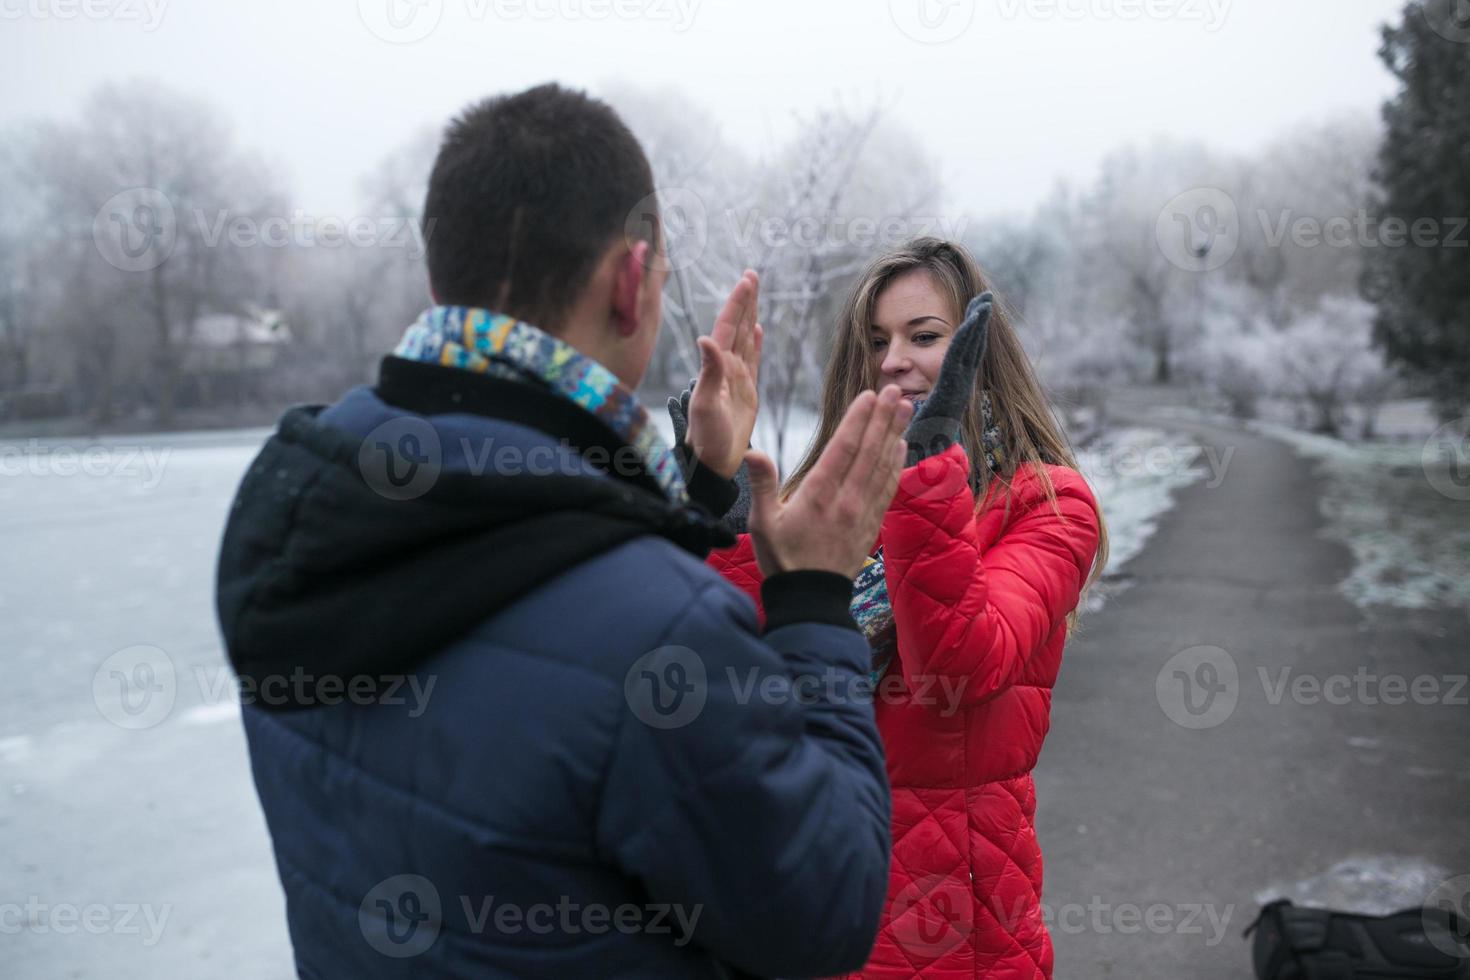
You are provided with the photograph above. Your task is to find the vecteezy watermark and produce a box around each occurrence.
[888,0,976,44]
[357,874,702,958]
[992,0,1230,31]
[624,186,707,275]
[622,188,969,275]
[0,0,168,30]
[890,874,972,957]
[899,416,974,503]
[357,0,699,44]
[1421,0,1470,44]
[1422,418,1470,502]
[1257,209,1469,251]
[725,210,970,253]
[1422,874,1470,959]
[1156,188,1241,272]
[0,899,172,946]
[460,895,701,946]
[192,665,439,717]
[93,645,177,730]
[92,188,433,273]
[1156,645,1470,730]
[92,187,176,273]
[623,647,971,730]
[1156,645,1239,730]
[356,422,665,502]
[360,875,442,958]
[359,417,444,502]
[1076,438,1234,488]
[93,645,439,728]
[0,440,171,489]
[190,209,434,258]
[624,645,709,730]
[889,876,1236,960]
[1040,897,1234,946]
[1258,666,1469,709]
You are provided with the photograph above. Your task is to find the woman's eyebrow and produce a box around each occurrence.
[870,315,953,332]
[907,315,952,328]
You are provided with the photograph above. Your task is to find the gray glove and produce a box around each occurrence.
[904,292,993,465]
[667,379,753,535]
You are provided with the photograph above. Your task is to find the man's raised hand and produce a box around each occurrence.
[683,269,762,480]
[744,385,914,580]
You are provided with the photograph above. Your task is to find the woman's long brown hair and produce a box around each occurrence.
[782,237,1110,635]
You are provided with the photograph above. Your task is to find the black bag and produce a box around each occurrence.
[1245,898,1470,979]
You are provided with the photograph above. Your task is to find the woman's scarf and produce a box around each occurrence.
[854,391,1004,683]
[394,306,690,504]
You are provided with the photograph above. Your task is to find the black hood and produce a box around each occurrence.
[216,358,732,709]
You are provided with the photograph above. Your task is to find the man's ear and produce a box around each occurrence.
[611,240,649,338]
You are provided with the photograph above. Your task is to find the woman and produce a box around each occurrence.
[691,238,1110,978]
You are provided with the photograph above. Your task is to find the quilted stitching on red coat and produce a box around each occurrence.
[706,448,1098,979]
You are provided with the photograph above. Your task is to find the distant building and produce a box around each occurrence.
[181,306,292,407]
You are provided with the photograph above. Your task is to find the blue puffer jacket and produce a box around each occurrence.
[217,357,892,979]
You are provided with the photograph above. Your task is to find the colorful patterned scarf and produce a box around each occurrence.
[393,306,689,504]
[853,391,1005,683]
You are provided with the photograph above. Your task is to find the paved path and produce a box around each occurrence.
[1035,406,1470,978]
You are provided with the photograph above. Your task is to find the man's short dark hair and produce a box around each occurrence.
[421,83,657,328]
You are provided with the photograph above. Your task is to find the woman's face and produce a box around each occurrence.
[869,269,956,406]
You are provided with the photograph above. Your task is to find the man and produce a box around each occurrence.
[217,83,913,978]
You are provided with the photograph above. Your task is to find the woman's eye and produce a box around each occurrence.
[871,338,888,351]
[914,333,939,345]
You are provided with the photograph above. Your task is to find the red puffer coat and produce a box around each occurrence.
[707,444,1101,979]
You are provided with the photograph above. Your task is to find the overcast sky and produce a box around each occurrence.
[1,0,1409,222]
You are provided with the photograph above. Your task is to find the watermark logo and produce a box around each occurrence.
[0,0,168,30]
[624,645,707,729]
[0,899,171,945]
[93,644,176,730]
[1157,645,1467,729]
[93,191,433,272]
[0,440,171,488]
[1422,0,1470,44]
[898,417,972,502]
[1156,645,1239,730]
[1423,875,1470,958]
[92,187,176,273]
[358,417,443,501]
[1422,418,1470,501]
[626,186,708,275]
[358,0,444,42]
[725,209,969,252]
[890,873,973,958]
[360,874,443,958]
[992,0,1231,31]
[889,0,975,43]
[1156,188,1240,272]
[360,0,699,43]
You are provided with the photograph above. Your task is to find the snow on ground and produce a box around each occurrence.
[1072,427,1214,612]
[1246,419,1470,612]
[1254,855,1453,917]
[1138,397,1470,615]
[1,416,1196,978]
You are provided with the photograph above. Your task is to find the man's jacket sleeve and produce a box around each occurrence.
[594,573,891,978]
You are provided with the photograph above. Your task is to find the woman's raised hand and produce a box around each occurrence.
[905,291,993,464]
